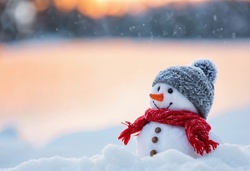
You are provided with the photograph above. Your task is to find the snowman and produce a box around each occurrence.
[118,59,221,157]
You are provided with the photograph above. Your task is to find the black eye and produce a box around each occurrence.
[157,86,160,91]
[168,88,173,94]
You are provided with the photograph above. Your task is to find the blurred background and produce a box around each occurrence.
[0,0,250,168]
[1,0,250,40]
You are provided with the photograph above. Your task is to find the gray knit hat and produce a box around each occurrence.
[152,59,217,119]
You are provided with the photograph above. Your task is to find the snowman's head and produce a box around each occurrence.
[149,83,198,113]
[151,59,217,119]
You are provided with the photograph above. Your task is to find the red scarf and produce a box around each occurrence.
[118,108,219,155]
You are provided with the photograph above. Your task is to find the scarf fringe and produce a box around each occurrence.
[119,121,132,145]
[189,138,219,155]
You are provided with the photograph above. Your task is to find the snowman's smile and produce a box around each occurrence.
[152,101,160,109]
[153,101,173,110]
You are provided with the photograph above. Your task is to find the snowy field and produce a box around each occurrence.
[1,108,250,171]
[0,40,250,170]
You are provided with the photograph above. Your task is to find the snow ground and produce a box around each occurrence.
[3,144,250,171]
[1,108,250,171]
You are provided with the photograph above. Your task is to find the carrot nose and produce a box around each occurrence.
[149,93,164,102]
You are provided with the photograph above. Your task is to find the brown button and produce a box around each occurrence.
[155,127,161,133]
[150,150,157,156]
[152,136,158,143]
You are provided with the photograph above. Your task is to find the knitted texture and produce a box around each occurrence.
[152,59,217,119]
[118,108,219,156]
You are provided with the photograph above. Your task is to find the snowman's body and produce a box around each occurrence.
[136,122,221,157]
[136,122,197,157]
[136,83,221,157]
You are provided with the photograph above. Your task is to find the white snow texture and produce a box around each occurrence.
[4,144,250,171]
[1,108,250,171]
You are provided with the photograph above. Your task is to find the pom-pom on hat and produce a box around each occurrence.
[152,59,217,119]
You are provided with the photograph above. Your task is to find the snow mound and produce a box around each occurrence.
[5,144,250,171]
